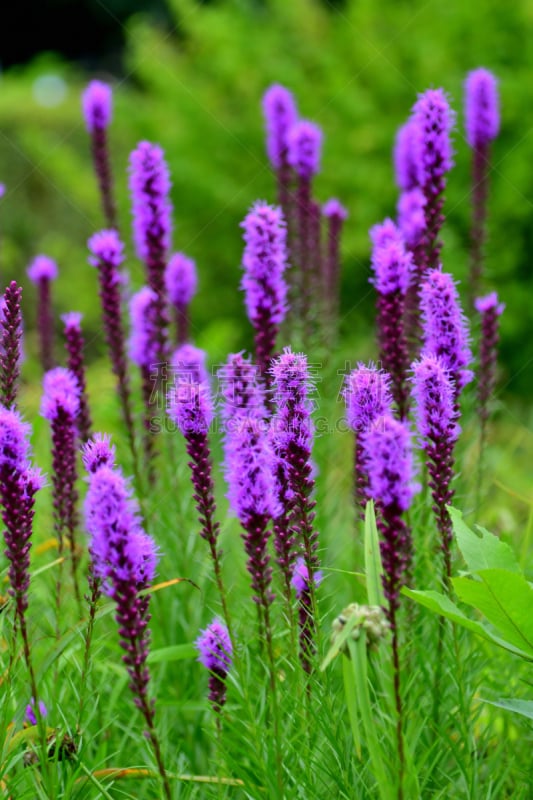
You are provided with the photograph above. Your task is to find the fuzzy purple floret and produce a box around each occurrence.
[0,283,23,409]
[420,270,473,391]
[27,255,58,283]
[129,141,172,264]
[287,120,323,179]
[165,252,198,308]
[168,380,214,436]
[344,363,393,433]
[291,556,323,598]
[474,291,505,316]
[412,88,455,187]
[128,287,159,369]
[0,406,31,472]
[82,80,112,133]
[40,367,80,421]
[196,619,233,673]
[465,68,500,149]
[82,433,116,474]
[171,343,209,385]
[362,415,417,512]
[369,218,404,251]
[262,84,298,169]
[411,355,459,443]
[322,198,348,221]
[61,312,83,331]
[370,229,413,295]
[218,352,265,429]
[241,201,288,326]
[88,229,125,272]
[394,119,420,191]
[397,188,426,249]
[25,698,48,726]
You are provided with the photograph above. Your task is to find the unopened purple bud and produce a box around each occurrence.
[262,84,298,169]
[165,252,198,308]
[168,380,214,436]
[394,119,420,191]
[82,80,112,133]
[287,120,323,179]
[82,433,116,473]
[27,255,58,283]
[171,343,209,385]
[291,557,323,598]
[196,618,233,673]
[128,286,159,369]
[465,68,500,149]
[397,188,426,249]
[40,367,80,421]
[344,363,393,433]
[25,698,47,726]
[362,415,417,512]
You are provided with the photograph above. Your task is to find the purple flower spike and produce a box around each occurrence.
[41,368,82,605]
[82,432,116,474]
[412,355,459,584]
[420,269,473,395]
[196,619,233,713]
[218,352,265,429]
[25,698,48,726]
[344,363,393,517]
[263,85,298,171]
[88,229,137,459]
[62,312,92,442]
[465,69,500,298]
[129,287,159,370]
[165,252,198,345]
[397,188,426,250]
[0,282,23,409]
[82,81,117,229]
[412,88,456,273]
[240,202,288,377]
[362,415,417,621]
[394,119,420,192]
[287,120,323,179]
[475,291,504,434]
[322,199,348,341]
[171,343,209,386]
[27,256,57,372]
[465,69,500,149]
[168,380,214,436]
[369,225,412,418]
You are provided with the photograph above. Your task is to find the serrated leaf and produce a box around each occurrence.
[449,507,520,574]
[364,500,385,607]
[452,569,533,657]
[483,698,533,721]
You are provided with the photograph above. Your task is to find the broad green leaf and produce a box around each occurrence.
[452,569,533,657]
[364,500,385,607]
[483,698,533,721]
[449,507,520,574]
[148,643,196,664]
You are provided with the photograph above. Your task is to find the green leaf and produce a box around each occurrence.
[452,569,533,657]
[364,500,385,607]
[482,698,533,721]
[320,612,359,671]
[449,507,520,574]
[147,643,197,664]
[342,650,362,759]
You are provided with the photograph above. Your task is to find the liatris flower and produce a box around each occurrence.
[82,432,116,474]
[419,269,473,397]
[196,619,233,713]
[475,291,504,438]
[369,221,412,418]
[292,557,323,674]
[171,343,209,386]
[62,312,92,442]
[129,141,172,365]
[85,464,171,799]
[25,698,48,726]
[465,69,500,299]
[322,199,348,342]
[0,281,23,408]
[27,255,57,372]
[344,363,393,517]
[240,202,289,378]
[82,80,117,229]
[0,407,43,703]
[262,83,298,226]
[412,89,455,273]
[129,286,160,476]
[411,355,459,584]
[88,230,137,461]
[41,367,82,606]
[218,351,264,424]
[270,349,320,618]
[393,119,420,192]
[165,252,198,345]
[287,119,323,329]
[397,188,427,353]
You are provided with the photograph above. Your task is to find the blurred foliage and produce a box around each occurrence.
[0,0,533,393]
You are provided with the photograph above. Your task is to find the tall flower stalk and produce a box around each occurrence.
[88,230,137,465]
[369,220,412,419]
[165,252,198,345]
[27,255,58,372]
[40,367,82,610]
[465,69,500,300]
[240,202,289,380]
[262,84,298,215]
[292,558,323,675]
[196,619,233,717]
[322,198,348,344]
[82,80,117,229]
[0,281,23,408]
[62,312,92,442]
[85,463,171,800]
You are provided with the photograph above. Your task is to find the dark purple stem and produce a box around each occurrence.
[324,213,343,341]
[404,241,427,358]
[37,278,55,372]
[176,304,189,346]
[422,174,446,275]
[425,436,455,587]
[296,176,312,329]
[64,325,92,442]
[90,126,118,230]
[140,365,156,483]
[0,282,23,409]
[376,292,410,419]
[469,144,490,302]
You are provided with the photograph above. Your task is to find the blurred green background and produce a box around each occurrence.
[1,0,533,397]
